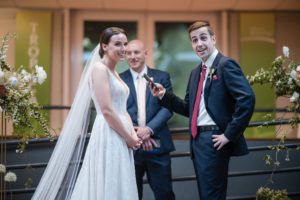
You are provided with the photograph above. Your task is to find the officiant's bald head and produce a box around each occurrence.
[126,40,148,73]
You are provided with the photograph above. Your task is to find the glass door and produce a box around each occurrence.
[148,13,218,128]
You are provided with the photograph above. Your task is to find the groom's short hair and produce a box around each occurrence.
[188,21,215,37]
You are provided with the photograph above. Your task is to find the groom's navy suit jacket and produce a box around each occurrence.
[120,67,175,154]
[160,53,255,156]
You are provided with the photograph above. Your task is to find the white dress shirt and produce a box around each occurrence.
[197,49,218,126]
[130,66,148,93]
[129,66,154,134]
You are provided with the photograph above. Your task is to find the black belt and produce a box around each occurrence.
[197,125,220,132]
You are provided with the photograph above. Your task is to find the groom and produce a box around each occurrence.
[120,40,175,200]
[149,21,255,199]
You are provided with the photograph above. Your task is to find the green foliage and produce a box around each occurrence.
[248,47,300,112]
[256,187,290,200]
[248,46,300,197]
[0,33,52,151]
[248,46,299,169]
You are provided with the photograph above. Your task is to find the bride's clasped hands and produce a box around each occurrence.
[126,129,143,149]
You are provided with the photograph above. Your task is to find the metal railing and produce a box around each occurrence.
[40,106,298,113]
[3,110,300,199]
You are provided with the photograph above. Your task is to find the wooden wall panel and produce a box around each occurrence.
[190,0,237,11]
[59,0,103,9]
[103,0,145,10]
[147,0,192,11]
[14,0,61,8]
[1,0,299,11]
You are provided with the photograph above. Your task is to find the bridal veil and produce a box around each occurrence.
[32,45,100,200]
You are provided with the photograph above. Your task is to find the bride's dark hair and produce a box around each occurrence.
[99,27,128,58]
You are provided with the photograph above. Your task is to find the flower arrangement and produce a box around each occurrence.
[0,163,17,200]
[0,33,51,151]
[248,46,300,113]
[248,46,300,164]
[248,46,300,198]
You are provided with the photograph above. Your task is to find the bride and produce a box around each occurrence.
[32,27,142,200]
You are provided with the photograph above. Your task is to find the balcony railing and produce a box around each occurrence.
[2,106,300,199]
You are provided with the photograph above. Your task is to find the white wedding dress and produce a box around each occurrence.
[69,68,138,200]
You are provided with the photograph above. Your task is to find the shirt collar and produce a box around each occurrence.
[202,49,218,69]
[130,65,148,80]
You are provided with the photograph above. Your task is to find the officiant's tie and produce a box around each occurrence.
[191,65,207,139]
[137,74,146,127]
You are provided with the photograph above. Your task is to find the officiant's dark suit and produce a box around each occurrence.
[120,40,175,200]
[153,22,255,200]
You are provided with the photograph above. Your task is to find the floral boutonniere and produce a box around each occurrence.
[208,68,217,80]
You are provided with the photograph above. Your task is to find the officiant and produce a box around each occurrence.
[120,39,176,200]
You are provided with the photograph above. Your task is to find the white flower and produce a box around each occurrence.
[0,69,4,79]
[4,171,17,182]
[288,78,293,85]
[23,74,31,82]
[276,80,281,86]
[0,54,6,60]
[9,76,18,86]
[209,68,216,79]
[22,89,29,94]
[297,65,300,72]
[275,56,282,62]
[283,46,289,58]
[35,65,47,84]
[15,149,23,154]
[290,70,298,81]
[0,164,6,173]
[20,69,27,75]
[0,106,3,113]
[290,91,299,102]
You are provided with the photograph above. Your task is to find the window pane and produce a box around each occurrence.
[155,22,200,128]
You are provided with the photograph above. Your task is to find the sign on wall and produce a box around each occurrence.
[15,11,52,106]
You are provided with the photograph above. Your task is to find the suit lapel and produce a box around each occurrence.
[145,67,152,108]
[204,52,222,102]
[123,70,138,104]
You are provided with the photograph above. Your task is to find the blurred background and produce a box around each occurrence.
[1,1,300,199]
[1,0,300,139]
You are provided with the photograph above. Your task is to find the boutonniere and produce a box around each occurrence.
[209,68,217,80]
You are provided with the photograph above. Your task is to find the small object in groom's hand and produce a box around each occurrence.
[150,138,160,148]
[143,73,159,91]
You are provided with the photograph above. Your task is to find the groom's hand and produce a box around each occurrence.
[142,139,153,151]
[135,126,151,140]
[148,82,165,99]
[142,138,158,151]
[212,134,229,150]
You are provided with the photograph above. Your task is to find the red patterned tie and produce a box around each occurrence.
[191,65,207,139]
